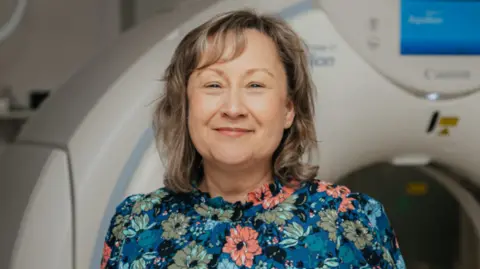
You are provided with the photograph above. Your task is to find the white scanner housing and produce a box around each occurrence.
[1,0,479,268]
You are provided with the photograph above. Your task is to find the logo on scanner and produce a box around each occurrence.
[309,44,336,67]
[424,68,471,80]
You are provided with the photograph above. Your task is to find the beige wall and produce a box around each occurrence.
[0,0,199,107]
[0,0,121,106]
[0,0,197,147]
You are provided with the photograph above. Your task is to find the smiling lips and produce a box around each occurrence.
[215,127,253,137]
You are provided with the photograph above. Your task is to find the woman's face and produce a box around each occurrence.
[187,29,295,167]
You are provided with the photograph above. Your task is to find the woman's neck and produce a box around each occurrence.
[199,160,273,203]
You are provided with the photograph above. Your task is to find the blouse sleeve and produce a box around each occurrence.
[101,194,143,269]
[335,193,406,269]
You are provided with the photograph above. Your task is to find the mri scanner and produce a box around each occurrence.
[1,0,480,268]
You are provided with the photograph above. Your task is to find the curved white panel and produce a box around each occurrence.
[126,140,164,196]
[10,149,72,269]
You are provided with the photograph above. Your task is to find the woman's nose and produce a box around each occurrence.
[220,89,247,119]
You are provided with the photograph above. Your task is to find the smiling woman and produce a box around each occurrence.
[100,9,406,269]
[155,10,318,195]
[187,28,295,182]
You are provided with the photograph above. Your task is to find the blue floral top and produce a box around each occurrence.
[101,178,406,269]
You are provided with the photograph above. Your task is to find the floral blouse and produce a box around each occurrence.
[101,178,406,269]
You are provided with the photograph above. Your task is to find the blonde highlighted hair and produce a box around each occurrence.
[153,9,318,192]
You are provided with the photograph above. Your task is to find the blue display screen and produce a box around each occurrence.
[401,0,480,55]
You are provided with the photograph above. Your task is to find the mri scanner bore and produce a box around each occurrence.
[340,164,472,269]
[0,0,479,268]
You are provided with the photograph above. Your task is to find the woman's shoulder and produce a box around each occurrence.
[307,179,388,222]
[113,187,174,216]
[104,188,173,244]
[308,179,404,267]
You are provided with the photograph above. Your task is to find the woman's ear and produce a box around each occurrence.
[284,100,295,129]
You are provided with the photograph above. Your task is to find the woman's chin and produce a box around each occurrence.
[211,152,254,167]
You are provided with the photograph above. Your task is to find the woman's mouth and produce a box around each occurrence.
[214,127,253,137]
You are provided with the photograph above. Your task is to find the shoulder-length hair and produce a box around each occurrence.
[153,9,318,192]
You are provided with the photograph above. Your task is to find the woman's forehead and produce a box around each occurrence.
[195,29,281,71]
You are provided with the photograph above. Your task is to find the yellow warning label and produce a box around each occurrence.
[406,182,428,196]
[439,117,459,126]
[438,116,459,136]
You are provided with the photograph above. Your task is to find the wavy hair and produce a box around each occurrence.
[153,9,318,192]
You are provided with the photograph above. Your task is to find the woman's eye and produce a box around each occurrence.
[248,82,264,88]
[205,83,221,88]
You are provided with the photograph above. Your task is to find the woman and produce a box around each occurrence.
[101,9,405,269]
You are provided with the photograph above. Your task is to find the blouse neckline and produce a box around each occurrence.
[190,177,297,211]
